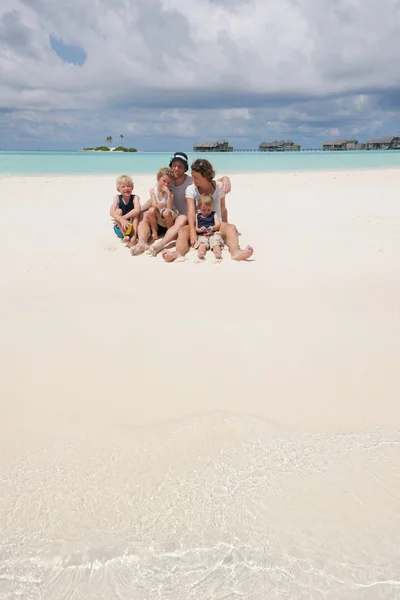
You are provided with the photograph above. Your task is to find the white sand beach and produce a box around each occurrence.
[1,169,400,599]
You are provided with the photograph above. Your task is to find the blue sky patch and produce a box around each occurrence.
[50,36,87,66]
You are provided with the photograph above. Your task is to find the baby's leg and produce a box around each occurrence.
[212,244,222,260]
[197,243,207,260]
[162,209,174,229]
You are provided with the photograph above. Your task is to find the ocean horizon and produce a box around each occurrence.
[1,149,400,176]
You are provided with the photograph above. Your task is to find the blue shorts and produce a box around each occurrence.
[114,224,124,239]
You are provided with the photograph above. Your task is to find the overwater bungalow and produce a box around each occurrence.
[364,136,400,150]
[322,138,359,151]
[259,140,301,152]
[193,139,233,152]
[323,135,399,151]
[364,137,379,150]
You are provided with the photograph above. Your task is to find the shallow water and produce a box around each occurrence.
[1,413,399,599]
[1,149,400,175]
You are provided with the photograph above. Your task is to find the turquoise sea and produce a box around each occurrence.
[1,150,400,176]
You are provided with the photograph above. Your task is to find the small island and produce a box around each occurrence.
[83,146,137,152]
[83,135,137,152]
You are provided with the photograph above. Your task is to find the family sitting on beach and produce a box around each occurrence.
[109,152,254,262]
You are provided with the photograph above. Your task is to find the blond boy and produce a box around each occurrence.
[146,167,179,240]
[110,175,141,245]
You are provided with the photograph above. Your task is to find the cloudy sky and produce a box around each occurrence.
[1,0,399,150]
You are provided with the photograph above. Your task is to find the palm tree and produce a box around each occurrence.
[120,134,124,147]
[108,136,113,148]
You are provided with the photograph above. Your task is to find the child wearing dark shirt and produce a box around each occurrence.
[194,193,224,261]
[109,174,141,246]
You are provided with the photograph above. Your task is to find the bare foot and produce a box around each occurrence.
[197,250,206,260]
[148,242,162,257]
[122,236,130,243]
[131,241,149,256]
[162,250,183,263]
[231,245,254,261]
[151,234,159,242]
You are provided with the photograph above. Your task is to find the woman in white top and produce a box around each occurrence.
[182,159,253,261]
[185,172,224,221]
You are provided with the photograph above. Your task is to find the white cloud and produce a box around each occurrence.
[221,109,252,121]
[0,0,399,149]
